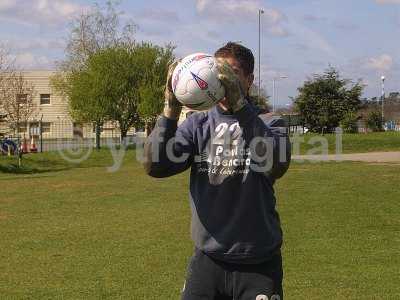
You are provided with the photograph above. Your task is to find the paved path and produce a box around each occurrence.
[292,151,400,163]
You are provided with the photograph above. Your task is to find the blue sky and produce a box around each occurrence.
[0,0,399,106]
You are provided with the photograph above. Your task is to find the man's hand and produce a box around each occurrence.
[216,59,248,113]
[163,60,182,120]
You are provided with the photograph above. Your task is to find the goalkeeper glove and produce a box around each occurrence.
[163,60,182,120]
[216,59,248,113]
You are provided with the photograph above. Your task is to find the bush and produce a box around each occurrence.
[340,111,359,133]
[366,110,384,132]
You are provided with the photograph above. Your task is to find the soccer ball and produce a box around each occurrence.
[172,53,225,111]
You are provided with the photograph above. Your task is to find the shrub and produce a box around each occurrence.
[366,110,384,132]
[340,111,359,133]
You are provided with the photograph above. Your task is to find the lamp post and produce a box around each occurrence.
[272,76,288,112]
[258,9,264,100]
[381,75,385,126]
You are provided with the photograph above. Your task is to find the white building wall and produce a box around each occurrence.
[1,70,136,140]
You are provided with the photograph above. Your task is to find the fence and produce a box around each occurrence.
[2,116,400,156]
[7,120,141,153]
[281,114,400,134]
[34,120,119,152]
[357,120,400,133]
[281,114,306,134]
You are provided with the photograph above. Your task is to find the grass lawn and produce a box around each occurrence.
[295,131,400,155]
[0,150,399,299]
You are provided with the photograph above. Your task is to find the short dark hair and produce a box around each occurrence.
[214,42,254,76]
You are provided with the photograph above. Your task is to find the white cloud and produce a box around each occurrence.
[0,0,88,26]
[360,78,370,87]
[196,0,285,22]
[132,8,180,38]
[4,37,65,51]
[138,8,180,23]
[9,52,53,69]
[366,54,393,71]
[303,14,327,22]
[267,26,290,37]
[333,20,359,31]
[195,0,288,36]
[0,0,15,10]
[375,0,400,4]
[289,20,337,57]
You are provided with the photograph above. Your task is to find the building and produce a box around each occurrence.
[0,70,135,148]
[18,70,70,139]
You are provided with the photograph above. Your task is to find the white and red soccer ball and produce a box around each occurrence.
[172,53,225,111]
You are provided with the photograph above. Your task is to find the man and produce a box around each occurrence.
[144,42,291,300]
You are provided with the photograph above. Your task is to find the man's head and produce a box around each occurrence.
[214,42,254,96]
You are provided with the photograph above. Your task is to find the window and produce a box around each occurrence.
[40,94,51,105]
[41,122,51,133]
[17,94,27,105]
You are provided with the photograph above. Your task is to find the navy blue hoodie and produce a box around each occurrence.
[144,101,291,264]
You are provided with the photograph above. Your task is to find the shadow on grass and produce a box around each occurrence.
[0,149,123,175]
[0,162,71,174]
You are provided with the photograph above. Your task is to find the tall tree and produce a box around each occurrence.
[51,0,137,148]
[53,69,109,149]
[366,110,384,132]
[0,49,35,167]
[61,0,136,72]
[73,43,174,141]
[293,67,363,133]
[137,44,175,134]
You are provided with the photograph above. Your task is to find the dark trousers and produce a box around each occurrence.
[181,248,283,300]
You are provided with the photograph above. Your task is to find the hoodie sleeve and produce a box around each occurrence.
[143,116,194,178]
[234,104,291,182]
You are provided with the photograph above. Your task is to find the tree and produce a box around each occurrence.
[293,67,363,133]
[0,45,14,120]
[52,69,110,149]
[366,110,384,132]
[52,1,175,143]
[0,45,36,167]
[383,92,400,122]
[340,111,359,133]
[53,43,174,142]
[52,0,137,148]
[359,93,400,124]
[137,44,174,134]
[61,0,136,73]
[0,72,37,137]
[72,43,174,141]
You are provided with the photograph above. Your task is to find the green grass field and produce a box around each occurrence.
[295,131,400,155]
[1,150,399,299]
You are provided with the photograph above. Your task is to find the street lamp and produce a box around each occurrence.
[258,9,264,100]
[272,76,288,112]
[381,75,385,125]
